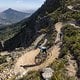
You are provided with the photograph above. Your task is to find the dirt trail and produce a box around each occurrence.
[63,21,80,33]
[14,49,40,74]
[32,34,46,48]
[68,22,80,29]
[14,22,63,75]
[67,5,80,12]
[67,5,73,10]
[65,21,80,29]
[55,22,62,43]
[26,45,60,72]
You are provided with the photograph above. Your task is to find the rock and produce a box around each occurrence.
[42,67,54,80]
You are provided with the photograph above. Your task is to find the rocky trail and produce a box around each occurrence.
[14,22,63,76]
[64,21,80,29]
[0,0,80,80]
[0,21,79,79]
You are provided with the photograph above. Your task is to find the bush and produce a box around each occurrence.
[19,71,41,80]
[61,25,80,78]
[0,56,7,64]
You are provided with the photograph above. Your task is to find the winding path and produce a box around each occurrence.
[14,22,63,75]
[67,5,80,12]
[64,21,80,29]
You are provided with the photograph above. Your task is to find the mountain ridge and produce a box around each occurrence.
[0,8,31,27]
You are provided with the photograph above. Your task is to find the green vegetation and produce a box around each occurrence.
[19,71,41,80]
[7,75,17,80]
[65,0,80,5]
[60,25,80,77]
[0,54,14,73]
[37,27,57,48]
[49,4,80,22]
[60,25,80,58]
[45,28,57,47]
[62,11,80,21]
[0,22,25,41]
[50,59,67,80]
[49,59,76,80]
[18,58,76,80]
[0,55,7,64]
[0,62,12,72]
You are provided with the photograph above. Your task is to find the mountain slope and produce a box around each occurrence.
[0,0,80,80]
[0,0,80,51]
[3,0,61,51]
[0,8,31,27]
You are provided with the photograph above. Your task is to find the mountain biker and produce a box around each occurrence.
[38,46,47,53]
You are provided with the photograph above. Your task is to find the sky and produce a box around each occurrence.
[0,0,45,12]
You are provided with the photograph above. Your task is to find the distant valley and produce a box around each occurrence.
[0,8,31,28]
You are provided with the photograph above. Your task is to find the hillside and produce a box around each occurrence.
[1,0,61,51]
[2,0,80,51]
[0,8,31,27]
[0,0,80,80]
